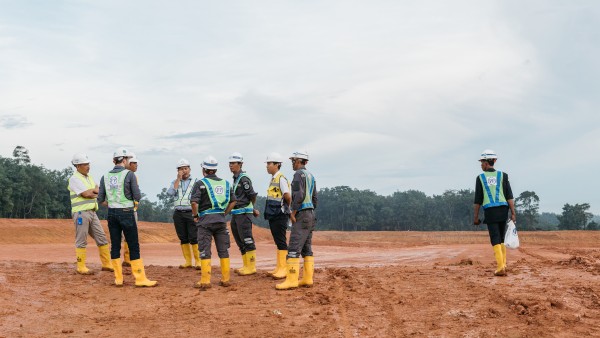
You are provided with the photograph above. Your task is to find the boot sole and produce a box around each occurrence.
[101,267,114,272]
[76,271,94,275]
[237,271,256,276]
[135,283,158,287]
[219,281,231,287]
[275,286,298,290]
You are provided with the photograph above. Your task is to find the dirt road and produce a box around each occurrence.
[1,219,599,337]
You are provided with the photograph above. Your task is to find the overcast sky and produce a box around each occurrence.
[1,1,599,214]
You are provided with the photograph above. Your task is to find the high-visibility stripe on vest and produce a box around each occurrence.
[231,172,254,215]
[299,169,315,210]
[198,178,230,216]
[104,170,135,208]
[68,172,98,213]
[264,171,290,218]
[173,178,196,208]
[479,171,508,209]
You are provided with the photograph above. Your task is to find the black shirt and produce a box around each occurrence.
[474,168,514,224]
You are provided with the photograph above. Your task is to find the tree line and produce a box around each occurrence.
[1,147,598,231]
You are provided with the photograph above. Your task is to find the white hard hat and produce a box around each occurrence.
[289,150,309,160]
[201,155,218,170]
[129,153,138,163]
[177,158,190,168]
[228,152,244,163]
[265,152,284,163]
[480,149,498,160]
[71,153,90,165]
[113,147,134,159]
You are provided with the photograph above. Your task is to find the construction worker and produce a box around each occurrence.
[191,156,236,290]
[120,153,138,267]
[276,151,317,290]
[227,152,259,276]
[98,147,157,287]
[166,158,201,270]
[67,153,113,275]
[473,149,516,277]
[263,152,292,279]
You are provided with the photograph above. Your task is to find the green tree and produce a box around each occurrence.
[12,145,31,164]
[515,191,540,230]
[557,203,593,230]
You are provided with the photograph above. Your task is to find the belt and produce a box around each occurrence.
[175,209,192,213]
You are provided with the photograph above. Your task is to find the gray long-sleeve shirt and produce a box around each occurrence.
[291,166,318,211]
[98,166,141,206]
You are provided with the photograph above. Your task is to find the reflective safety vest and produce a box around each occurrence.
[68,172,98,213]
[479,171,508,209]
[298,169,316,210]
[104,170,135,208]
[264,171,290,219]
[199,178,230,216]
[173,177,196,209]
[231,173,254,215]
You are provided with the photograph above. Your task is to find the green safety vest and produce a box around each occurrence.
[174,178,196,208]
[479,171,508,209]
[199,178,230,216]
[68,172,98,214]
[104,170,135,208]
[299,169,315,210]
[231,173,254,215]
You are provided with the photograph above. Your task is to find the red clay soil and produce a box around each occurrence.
[1,219,599,337]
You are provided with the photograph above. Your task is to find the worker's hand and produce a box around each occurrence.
[290,214,296,224]
[473,219,481,226]
[252,209,260,218]
[511,213,516,223]
[177,169,183,181]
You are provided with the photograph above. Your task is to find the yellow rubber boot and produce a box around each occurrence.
[501,243,507,270]
[179,243,193,269]
[192,244,201,270]
[235,253,247,274]
[299,256,314,288]
[75,248,93,275]
[493,244,506,276]
[276,258,300,290]
[123,242,131,267]
[219,258,231,287]
[111,258,123,286]
[130,258,157,287]
[267,250,279,275]
[195,259,212,290]
[271,250,288,279]
[98,244,114,272]
[238,250,256,276]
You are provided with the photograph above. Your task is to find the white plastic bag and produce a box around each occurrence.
[504,220,520,249]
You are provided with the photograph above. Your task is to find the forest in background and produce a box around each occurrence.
[1,147,598,231]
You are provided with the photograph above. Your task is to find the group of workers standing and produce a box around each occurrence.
[67,148,317,290]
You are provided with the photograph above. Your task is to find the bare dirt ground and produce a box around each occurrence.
[1,219,599,337]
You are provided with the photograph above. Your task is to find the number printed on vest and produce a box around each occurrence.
[109,176,119,189]
[214,186,224,195]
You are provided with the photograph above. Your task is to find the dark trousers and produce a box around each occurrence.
[287,209,315,258]
[108,208,140,260]
[487,221,507,246]
[231,214,256,254]
[268,214,289,250]
[197,222,230,259]
[173,210,197,244]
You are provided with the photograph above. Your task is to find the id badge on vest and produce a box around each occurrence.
[486,176,497,186]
